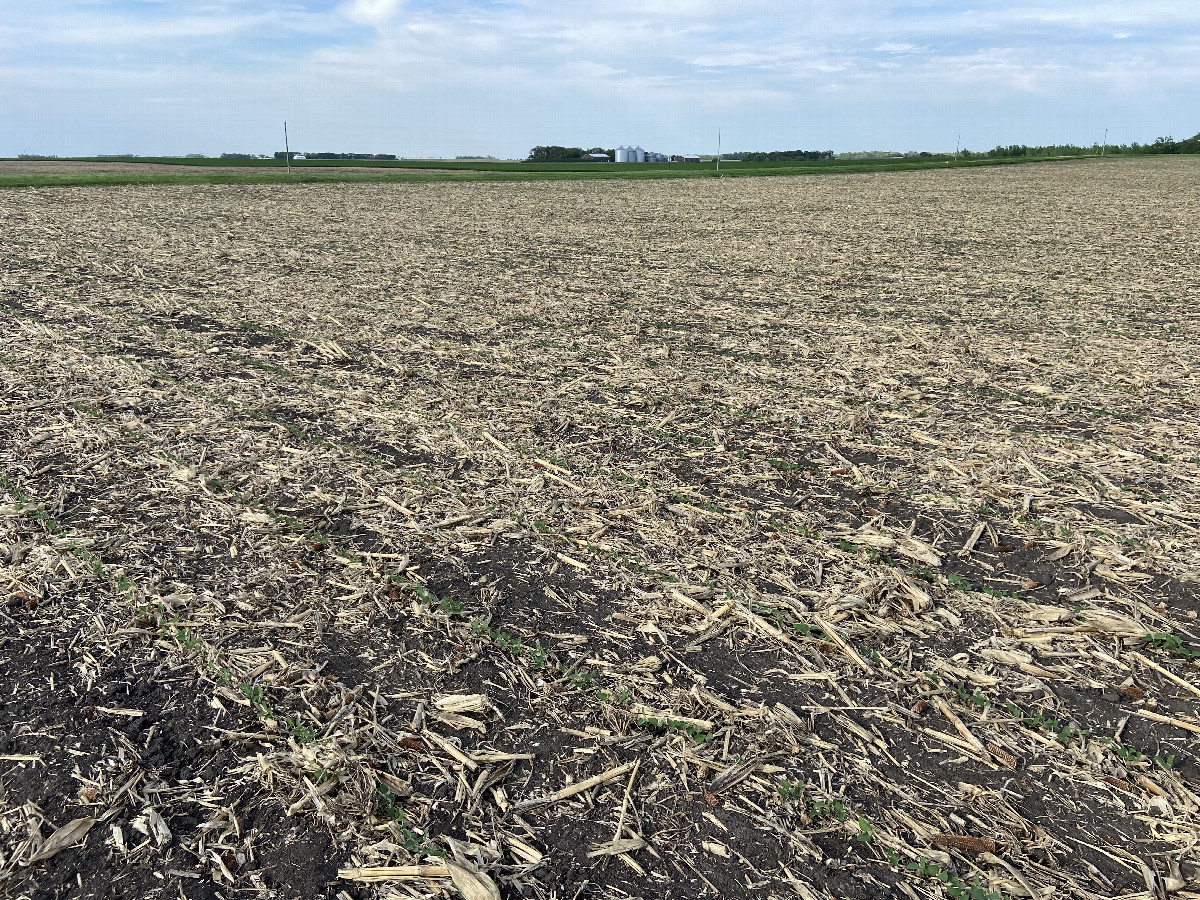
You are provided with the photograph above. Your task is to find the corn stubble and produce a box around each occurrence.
[1,157,1199,899]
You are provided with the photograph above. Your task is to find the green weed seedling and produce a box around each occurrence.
[286,715,317,744]
[635,715,712,744]
[1146,632,1200,661]
[809,798,847,823]
[856,817,874,844]
[906,857,1006,900]
[377,783,444,857]
[1097,736,1143,763]
[777,777,804,801]
[564,667,595,688]
[207,662,233,687]
[376,782,405,823]
[1005,703,1088,744]
[162,613,203,654]
[411,583,439,605]
[945,573,974,592]
[951,682,990,711]
[239,683,274,718]
[527,646,549,670]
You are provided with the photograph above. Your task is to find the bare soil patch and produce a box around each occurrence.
[2,158,1199,900]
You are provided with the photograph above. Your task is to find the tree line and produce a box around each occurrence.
[959,133,1200,159]
[526,146,614,162]
[272,152,398,160]
[736,150,835,161]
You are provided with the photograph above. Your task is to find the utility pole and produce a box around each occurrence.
[716,128,721,176]
[955,132,960,161]
[1102,128,1108,156]
[284,121,292,174]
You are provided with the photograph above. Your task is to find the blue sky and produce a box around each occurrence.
[2,0,1198,158]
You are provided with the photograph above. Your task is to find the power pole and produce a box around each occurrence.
[1102,128,1108,156]
[716,128,721,175]
[284,121,292,174]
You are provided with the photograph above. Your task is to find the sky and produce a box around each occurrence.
[2,0,1198,158]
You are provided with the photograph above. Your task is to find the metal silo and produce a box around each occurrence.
[634,146,645,163]
[615,146,629,163]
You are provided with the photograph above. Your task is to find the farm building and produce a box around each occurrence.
[615,146,669,163]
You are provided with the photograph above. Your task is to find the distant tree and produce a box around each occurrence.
[185,153,206,158]
[220,153,255,159]
[274,151,299,160]
[740,150,834,162]
[527,146,586,162]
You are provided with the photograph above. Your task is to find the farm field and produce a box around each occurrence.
[1,157,1199,900]
[0,154,1111,190]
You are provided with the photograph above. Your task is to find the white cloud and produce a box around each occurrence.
[342,0,406,28]
[1,0,1198,157]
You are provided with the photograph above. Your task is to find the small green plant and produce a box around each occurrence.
[207,662,233,686]
[565,667,595,688]
[907,856,1006,900]
[855,816,874,843]
[377,782,404,822]
[946,572,973,591]
[1005,703,1088,744]
[239,683,274,718]
[951,682,989,710]
[162,614,203,654]
[1097,736,1143,762]
[377,783,444,857]
[768,458,802,472]
[1155,754,1176,771]
[1145,632,1200,660]
[809,798,847,822]
[286,715,317,744]
[777,777,804,801]
[635,715,712,744]
[412,584,438,605]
